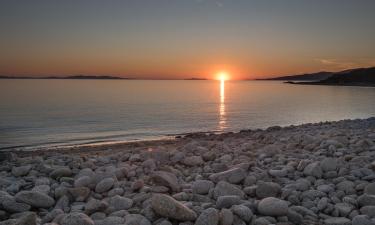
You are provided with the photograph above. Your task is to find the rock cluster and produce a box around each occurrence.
[0,118,375,225]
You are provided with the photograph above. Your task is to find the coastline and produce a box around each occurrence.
[1,117,375,224]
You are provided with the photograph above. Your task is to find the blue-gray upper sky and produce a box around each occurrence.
[0,0,374,79]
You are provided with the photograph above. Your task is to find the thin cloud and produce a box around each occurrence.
[316,58,375,70]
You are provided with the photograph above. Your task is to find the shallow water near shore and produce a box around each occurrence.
[1,79,375,150]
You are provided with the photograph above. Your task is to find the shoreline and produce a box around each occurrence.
[2,118,371,155]
[1,117,375,224]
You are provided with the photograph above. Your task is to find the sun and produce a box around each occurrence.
[216,71,230,81]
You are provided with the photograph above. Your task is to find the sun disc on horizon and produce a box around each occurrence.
[216,71,230,81]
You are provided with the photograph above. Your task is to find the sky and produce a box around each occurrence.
[0,0,375,79]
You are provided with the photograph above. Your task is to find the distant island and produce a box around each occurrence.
[0,75,127,80]
[184,78,208,80]
[260,67,375,87]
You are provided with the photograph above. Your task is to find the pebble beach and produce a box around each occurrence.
[1,117,375,225]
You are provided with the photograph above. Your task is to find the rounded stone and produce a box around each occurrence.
[192,180,214,195]
[150,194,197,221]
[257,197,288,216]
[60,213,94,225]
[194,208,219,225]
[95,178,114,193]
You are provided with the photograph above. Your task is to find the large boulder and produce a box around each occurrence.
[151,194,197,221]
[257,197,288,216]
[151,171,180,192]
[15,191,55,208]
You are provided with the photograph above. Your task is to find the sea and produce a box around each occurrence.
[1,79,375,150]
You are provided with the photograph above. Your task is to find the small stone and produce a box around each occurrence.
[358,194,375,207]
[183,156,204,166]
[219,208,233,225]
[303,162,322,178]
[216,195,241,209]
[60,212,94,225]
[85,199,108,215]
[231,205,253,222]
[108,195,133,211]
[11,165,31,177]
[352,215,373,225]
[194,208,219,225]
[209,168,246,184]
[151,194,197,221]
[268,168,288,177]
[320,158,338,172]
[257,197,288,216]
[335,203,353,217]
[256,181,281,198]
[124,214,152,225]
[364,183,375,195]
[213,181,245,200]
[74,176,92,188]
[68,187,90,201]
[192,180,214,195]
[324,217,351,225]
[360,205,375,217]
[95,177,114,193]
[131,179,144,191]
[32,185,51,195]
[2,197,31,213]
[50,167,72,179]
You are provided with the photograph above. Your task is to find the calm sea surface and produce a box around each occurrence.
[1,79,375,150]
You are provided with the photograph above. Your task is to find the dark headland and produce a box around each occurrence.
[261,67,375,87]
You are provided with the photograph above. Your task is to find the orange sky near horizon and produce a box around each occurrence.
[1,1,375,80]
